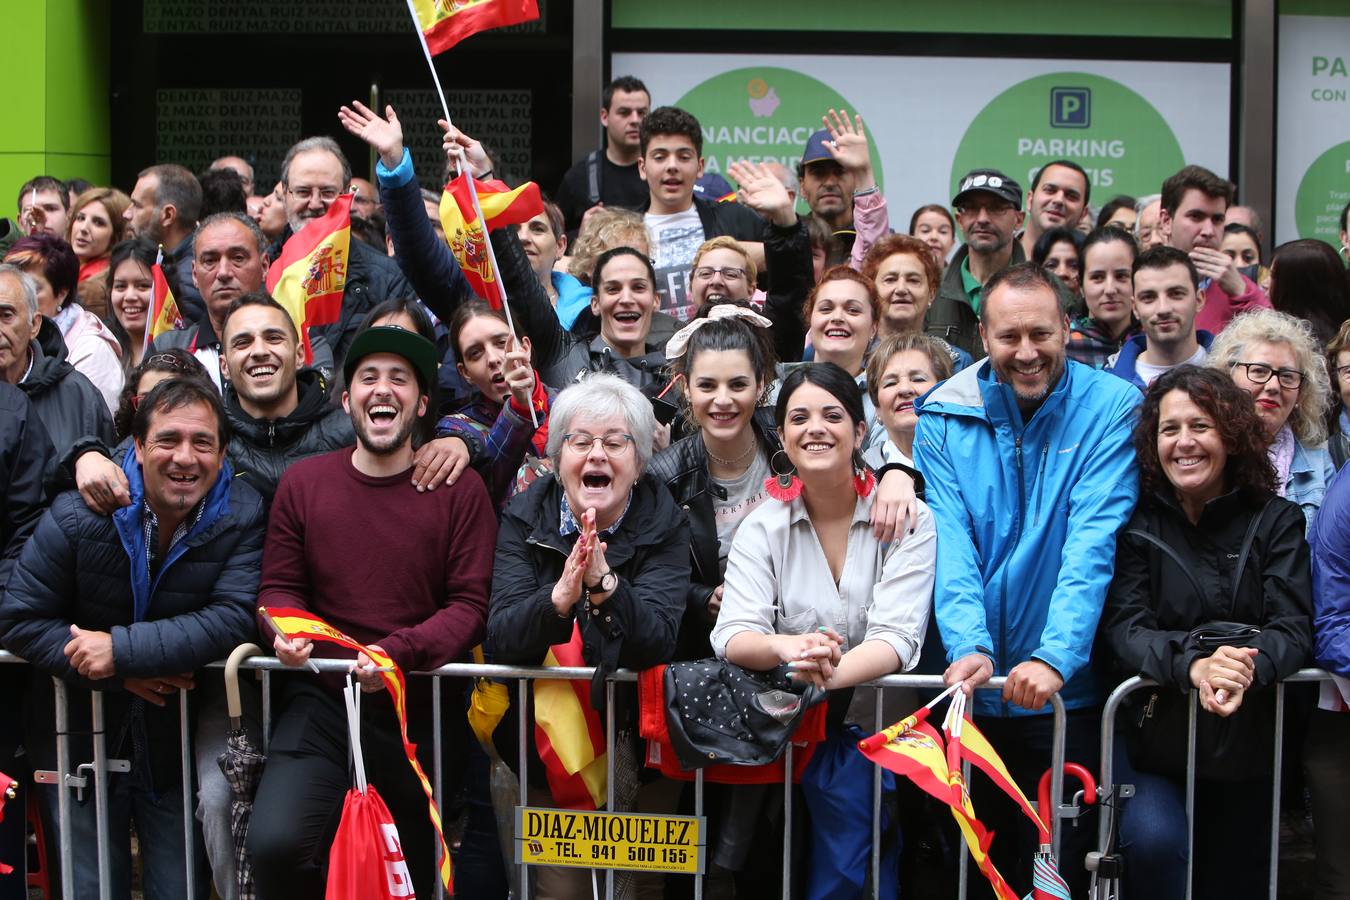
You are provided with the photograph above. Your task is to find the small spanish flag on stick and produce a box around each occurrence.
[266,193,352,365]
[410,0,540,55]
[440,175,543,309]
[144,245,185,355]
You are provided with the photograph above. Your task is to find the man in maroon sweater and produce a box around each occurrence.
[247,325,496,900]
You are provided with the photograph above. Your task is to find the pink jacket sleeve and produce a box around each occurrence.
[849,191,890,272]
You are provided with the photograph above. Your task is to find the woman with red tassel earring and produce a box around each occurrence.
[710,361,937,898]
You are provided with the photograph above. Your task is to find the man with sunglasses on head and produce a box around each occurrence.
[927,169,1028,361]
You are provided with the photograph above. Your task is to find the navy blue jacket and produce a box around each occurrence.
[0,453,265,786]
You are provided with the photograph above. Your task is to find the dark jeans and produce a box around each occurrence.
[452,740,509,900]
[1304,709,1350,900]
[966,708,1101,899]
[248,679,468,900]
[1113,738,1272,900]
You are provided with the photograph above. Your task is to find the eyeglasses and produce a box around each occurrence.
[286,186,341,203]
[691,266,747,282]
[1336,365,1350,381]
[562,433,636,456]
[1231,361,1305,391]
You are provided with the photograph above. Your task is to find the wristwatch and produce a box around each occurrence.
[586,570,618,594]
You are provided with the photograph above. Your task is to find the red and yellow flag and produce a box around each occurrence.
[958,715,1048,837]
[259,606,455,894]
[411,0,540,55]
[859,710,1019,900]
[534,621,607,810]
[266,193,352,364]
[439,174,543,309]
[144,256,185,353]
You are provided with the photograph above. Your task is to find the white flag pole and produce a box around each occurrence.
[403,0,536,426]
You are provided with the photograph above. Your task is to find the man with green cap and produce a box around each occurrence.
[248,324,497,898]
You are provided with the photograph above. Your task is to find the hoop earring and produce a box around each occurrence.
[853,460,876,499]
[764,448,803,502]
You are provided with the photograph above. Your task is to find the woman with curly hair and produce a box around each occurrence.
[1207,308,1335,530]
[1101,364,1313,900]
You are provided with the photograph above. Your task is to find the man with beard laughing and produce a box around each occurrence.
[913,263,1139,897]
[248,324,495,899]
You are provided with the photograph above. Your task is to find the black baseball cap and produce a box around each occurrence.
[952,169,1023,210]
[342,325,439,392]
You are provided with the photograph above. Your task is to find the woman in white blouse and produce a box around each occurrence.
[711,361,935,688]
[710,361,936,897]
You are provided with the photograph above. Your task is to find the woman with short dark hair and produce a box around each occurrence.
[1101,364,1313,900]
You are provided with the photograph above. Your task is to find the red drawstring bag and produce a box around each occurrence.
[326,679,417,900]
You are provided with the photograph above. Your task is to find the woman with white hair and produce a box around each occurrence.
[487,372,689,897]
[1207,308,1336,530]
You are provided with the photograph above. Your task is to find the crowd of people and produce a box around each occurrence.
[1,72,1350,900]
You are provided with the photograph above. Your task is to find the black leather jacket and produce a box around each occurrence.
[647,411,782,659]
[223,369,354,507]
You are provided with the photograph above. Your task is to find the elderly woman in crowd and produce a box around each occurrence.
[862,234,971,371]
[5,233,123,412]
[66,186,130,318]
[1207,309,1335,529]
[488,372,688,898]
[712,362,935,899]
[1101,365,1312,900]
[1325,320,1350,470]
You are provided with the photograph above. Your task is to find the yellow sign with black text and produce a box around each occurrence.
[515,807,704,874]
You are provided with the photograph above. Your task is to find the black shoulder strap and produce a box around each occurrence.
[586,151,601,205]
[1126,528,1207,602]
[1229,498,1275,616]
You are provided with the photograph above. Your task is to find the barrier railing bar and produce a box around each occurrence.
[91,691,111,900]
[1096,668,1333,897]
[53,678,74,900]
[693,767,704,900]
[957,757,969,900]
[516,677,529,900]
[1184,690,1196,900]
[180,688,194,896]
[432,673,444,900]
[605,677,615,900]
[261,668,271,753]
[1268,682,1285,900]
[781,740,793,900]
[871,689,882,898]
[1050,694,1066,859]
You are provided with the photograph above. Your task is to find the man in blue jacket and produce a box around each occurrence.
[1108,245,1213,390]
[0,377,264,900]
[913,263,1139,894]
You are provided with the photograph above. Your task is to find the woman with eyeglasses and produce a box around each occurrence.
[1206,309,1335,531]
[1324,320,1350,470]
[487,372,689,898]
[110,349,212,442]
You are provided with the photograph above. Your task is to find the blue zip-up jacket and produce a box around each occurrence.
[1107,330,1214,392]
[913,359,1140,716]
[0,454,265,786]
[1311,461,1350,677]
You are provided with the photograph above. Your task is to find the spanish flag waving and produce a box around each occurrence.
[411,0,540,55]
[533,621,608,810]
[144,249,185,354]
[266,193,352,364]
[439,175,543,309]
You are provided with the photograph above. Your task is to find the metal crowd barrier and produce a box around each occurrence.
[1095,667,1334,900]
[16,649,1080,900]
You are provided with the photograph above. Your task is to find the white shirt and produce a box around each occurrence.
[645,206,705,322]
[711,490,935,673]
